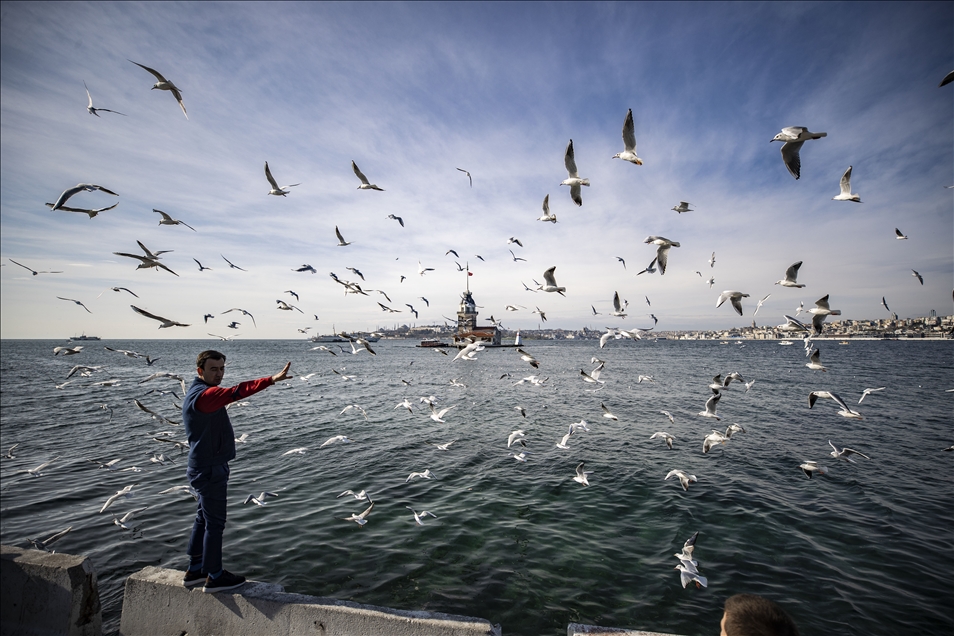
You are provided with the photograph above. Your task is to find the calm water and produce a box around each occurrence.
[1,338,952,635]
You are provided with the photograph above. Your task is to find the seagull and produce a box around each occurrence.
[8,259,62,276]
[660,410,675,424]
[29,526,73,552]
[708,252,716,269]
[56,297,92,313]
[555,432,573,449]
[221,255,247,271]
[725,423,746,439]
[406,507,438,526]
[828,440,870,463]
[193,258,213,271]
[262,161,300,196]
[912,270,924,285]
[456,167,472,187]
[775,261,805,288]
[281,447,308,456]
[45,200,118,218]
[799,461,828,479]
[665,469,697,491]
[600,402,618,421]
[532,307,547,322]
[53,346,83,356]
[222,307,256,326]
[610,292,627,318]
[537,266,565,295]
[276,299,304,313]
[671,201,693,214]
[158,484,198,499]
[152,208,196,231]
[100,484,138,513]
[771,126,827,180]
[508,249,526,263]
[418,260,434,276]
[507,430,526,448]
[537,194,558,222]
[573,462,591,486]
[808,391,862,418]
[645,296,651,307]
[581,362,605,385]
[97,286,138,298]
[26,457,60,477]
[650,432,675,449]
[337,489,369,501]
[675,563,708,589]
[806,348,827,371]
[50,183,118,210]
[131,305,189,328]
[406,469,433,483]
[431,439,458,452]
[858,387,886,404]
[706,276,715,289]
[703,429,728,454]
[698,392,721,420]
[343,501,374,526]
[643,237,680,275]
[387,214,405,227]
[895,228,908,240]
[613,108,642,165]
[636,258,658,276]
[83,81,125,117]
[134,399,180,426]
[338,404,368,421]
[428,403,456,423]
[561,139,590,206]
[716,291,749,316]
[832,166,861,202]
[753,294,772,316]
[881,297,890,312]
[351,160,385,191]
[517,348,539,369]
[243,492,278,506]
[129,60,187,119]
[234,433,250,444]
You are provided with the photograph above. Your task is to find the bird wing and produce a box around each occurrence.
[84,81,94,108]
[264,162,280,189]
[170,87,187,119]
[729,295,744,315]
[335,226,346,243]
[786,261,802,282]
[780,140,804,180]
[656,245,670,275]
[564,139,578,177]
[352,161,370,185]
[543,266,558,287]
[840,166,852,195]
[153,209,174,222]
[130,305,168,323]
[130,60,167,82]
[570,184,582,207]
[622,109,636,152]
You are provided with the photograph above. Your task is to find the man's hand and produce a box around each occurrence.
[272,362,292,383]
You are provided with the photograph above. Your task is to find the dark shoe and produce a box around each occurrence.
[202,569,246,593]
[183,569,206,587]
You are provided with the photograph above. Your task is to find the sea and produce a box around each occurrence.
[1,338,951,636]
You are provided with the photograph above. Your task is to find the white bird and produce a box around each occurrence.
[320,435,354,448]
[26,457,60,477]
[660,410,675,424]
[53,346,83,356]
[152,208,196,231]
[771,126,827,180]
[581,362,605,384]
[129,60,187,119]
[555,432,572,449]
[671,201,693,213]
[832,166,861,202]
[858,387,886,404]
[429,439,457,451]
[100,484,138,513]
[600,402,618,421]
[537,194,557,222]
[665,469,697,491]
[895,228,908,240]
[808,391,862,419]
[912,269,924,285]
[50,183,118,211]
[708,252,716,269]
[829,440,870,463]
[561,139,590,206]
[610,292,627,318]
[537,266,566,295]
[131,305,189,328]
[282,447,308,456]
[342,501,374,526]
[418,260,434,276]
[337,489,369,501]
[243,492,278,506]
[235,433,250,444]
[612,109,642,165]
[754,294,772,316]
[406,469,433,483]
[568,420,590,434]
[83,80,125,117]
[724,423,746,439]
[454,340,483,362]
[703,429,728,454]
[456,167,472,187]
[775,261,805,288]
[636,258,658,276]
[159,484,198,499]
[650,432,675,449]
[9,259,63,276]
[716,291,749,316]
[511,451,530,462]
[675,563,708,589]
[112,506,148,530]
[799,461,828,479]
[744,380,756,392]
[806,349,827,372]
[705,276,715,289]
[263,161,299,196]
[698,392,721,420]
[395,398,414,413]
[643,237,680,275]
[387,214,404,227]
[45,200,118,218]
[352,161,384,191]
[507,430,527,448]
[573,462,591,486]
[406,507,438,526]
[334,226,351,246]
[56,296,92,313]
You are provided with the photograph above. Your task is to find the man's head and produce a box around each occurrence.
[196,350,226,386]
[721,594,799,636]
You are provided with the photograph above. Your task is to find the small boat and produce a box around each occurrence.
[778,340,793,346]
[419,338,450,348]
[69,334,101,341]
[311,334,347,343]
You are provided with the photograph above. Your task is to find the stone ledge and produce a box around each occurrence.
[568,624,682,636]
[119,566,501,636]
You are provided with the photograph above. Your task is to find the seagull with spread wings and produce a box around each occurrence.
[612,108,642,165]
[9,259,62,276]
[222,307,256,327]
[130,305,189,328]
[153,209,195,231]
[57,296,92,313]
[129,60,187,119]
[49,183,118,211]
[84,80,125,117]
[456,167,472,187]
[561,139,589,206]
[352,161,384,191]
[264,161,299,196]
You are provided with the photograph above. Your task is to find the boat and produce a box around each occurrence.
[69,334,101,341]
[418,338,450,348]
[778,340,793,346]
[839,341,850,345]
[310,334,347,343]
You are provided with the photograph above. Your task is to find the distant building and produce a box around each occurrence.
[455,288,501,345]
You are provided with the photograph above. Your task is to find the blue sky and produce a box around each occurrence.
[1,2,951,338]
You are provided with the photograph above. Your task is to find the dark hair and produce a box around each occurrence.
[196,350,226,370]
[723,594,799,636]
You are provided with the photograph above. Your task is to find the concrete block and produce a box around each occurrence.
[568,624,683,636]
[0,545,102,636]
[119,566,501,636]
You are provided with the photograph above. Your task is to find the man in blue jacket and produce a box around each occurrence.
[182,349,290,593]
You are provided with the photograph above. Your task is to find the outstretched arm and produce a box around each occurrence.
[272,362,291,382]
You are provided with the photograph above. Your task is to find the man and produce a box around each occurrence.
[182,350,290,593]
[720,593,800,636]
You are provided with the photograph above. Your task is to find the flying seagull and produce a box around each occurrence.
[561,139,589,206]
[222,307,256,327]
[129,60,187,119]
[456,168,472,187]
[387,214,404,227]
[644,236,680,275]
[537,266,565,295]
[537,194,557,223]
[9,259,62,276]
[771,126,827,180]
[335,226,351,246]
[352,161,384,191]
[221,255,247,271]
[153,209,195,231]
[50,183,118,210]
[264,161,299,196]
[775,261,805,288]
[44,201,118,218]
[753,294,771,316]
[194,259,212,271]
[894,228,908,240]
[612,108,642,165]
[56,296,92,313]
[83,81,125,117]
[912,269,924,285]
[131,305,189,328]
[671,201,693,213]
[832,166,861,202]
[97,286,138,298]
[716,290,749,316]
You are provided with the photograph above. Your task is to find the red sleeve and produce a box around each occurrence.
[196,376,274,413]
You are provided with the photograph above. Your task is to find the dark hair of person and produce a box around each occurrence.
[196,350,226,370]
[723,593,800,636]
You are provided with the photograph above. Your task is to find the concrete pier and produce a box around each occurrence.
[0,544,101,636]
[568,624,681,636]
[119,566,501,636]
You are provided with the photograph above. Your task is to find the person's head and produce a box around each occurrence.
[721,594,799,636]
[195,350,226,386]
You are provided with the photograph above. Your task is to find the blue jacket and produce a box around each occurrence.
[183,378,236,469]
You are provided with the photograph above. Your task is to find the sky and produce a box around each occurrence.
[1,2,951,339]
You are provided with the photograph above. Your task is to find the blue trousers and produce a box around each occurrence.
[186,463,229,574]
